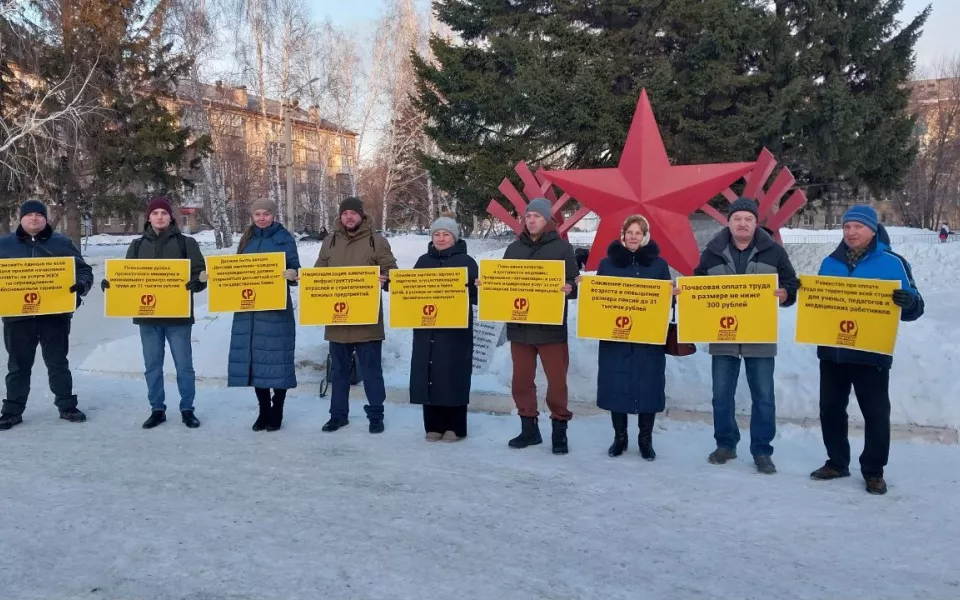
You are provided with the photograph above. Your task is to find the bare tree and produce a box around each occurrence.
[899,57,960,229]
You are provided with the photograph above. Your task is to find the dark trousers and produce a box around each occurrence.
[329,341,385,420]
[819,361,891,478]
[423,405,468,437]
[255,388,287,403]
[510,342,572,421]
[2,316,76,416]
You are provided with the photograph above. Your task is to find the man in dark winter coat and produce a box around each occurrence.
[692,197,799,474]
[0,200,94,430]
[493,197,579,454]
[101,196,207,429]
[810,206,924,496]
[315,197,398,434]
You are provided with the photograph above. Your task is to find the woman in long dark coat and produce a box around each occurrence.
[593,214,672,460]
[408,216,478,442]
[227,198,301,432]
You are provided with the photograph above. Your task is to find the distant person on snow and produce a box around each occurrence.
[408,215,478,442]
[691,197,799,475]
[101,196,207,430]
[227,198,300,432]
[0,200,93,431]
[939,222,950,243]
[314,197,398,434]
[810,206,924,496]
[318,226,329,241]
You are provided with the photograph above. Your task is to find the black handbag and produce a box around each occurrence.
[665,302,696,357]
[318,350,362,398]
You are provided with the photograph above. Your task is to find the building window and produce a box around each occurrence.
[801,212,814,227]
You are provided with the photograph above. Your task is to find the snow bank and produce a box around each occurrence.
[80,234,960,430]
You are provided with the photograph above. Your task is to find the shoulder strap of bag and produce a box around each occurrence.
[176,233,187,259]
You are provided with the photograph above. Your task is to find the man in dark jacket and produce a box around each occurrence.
[0,200,93,430]
[810,206,924,496]
[101,196,206,429]
[498,198,579,454]
[693,197,799,474]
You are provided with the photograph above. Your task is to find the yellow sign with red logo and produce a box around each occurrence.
[389,267,469,329]
[676,274,779,344]
[104,259,191,318]
[0,257,76,317]
[577,276,673,344]
[298,266,381,326]
[795,275,901,355]
[206,252,287,313]
[477,259,566,325]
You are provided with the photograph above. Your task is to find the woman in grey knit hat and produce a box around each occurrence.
[407,215,478,441]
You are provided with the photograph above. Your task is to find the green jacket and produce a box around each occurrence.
[125,221,206,326]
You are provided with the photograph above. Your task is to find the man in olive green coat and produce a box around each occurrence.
[314,197,397,433]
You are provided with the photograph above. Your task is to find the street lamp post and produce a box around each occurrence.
[282,78,320,232]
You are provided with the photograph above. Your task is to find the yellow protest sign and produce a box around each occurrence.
[577,276,673,344]
[389,267,469,329]
[104,259,191,318]
[676,274,779,344]
[478,259,566,325]
[795,275,901,355]
[0,257,76,317]
[298,266,381,326]
[206,252,287,313]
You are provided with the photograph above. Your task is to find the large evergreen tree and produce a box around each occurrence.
[414,0,930,220]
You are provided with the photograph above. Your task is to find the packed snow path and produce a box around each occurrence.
[2,378,958,600]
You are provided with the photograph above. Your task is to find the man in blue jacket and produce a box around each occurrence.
[810,206,924,495]
[0,200,94,430]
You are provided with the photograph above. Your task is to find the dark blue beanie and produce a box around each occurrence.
[19,200,48,220]
[842,205,878,233]
[727,197,759,219]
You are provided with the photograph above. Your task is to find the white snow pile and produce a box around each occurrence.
[81,233,960,430]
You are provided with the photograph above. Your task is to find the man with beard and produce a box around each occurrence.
[315,197,398,434]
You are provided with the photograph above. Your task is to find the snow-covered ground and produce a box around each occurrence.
[77,232,960,430]
[3,231,960,599]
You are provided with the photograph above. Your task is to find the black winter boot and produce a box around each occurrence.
[142,410,166,429]
[252,397,271,432]
[0,413,23,430]
[551,419,569,455]
[59,407,86,423]
[322,417,349,432]
[181,410,201,429]
[638,413,656,461]
[608,412,628,457]
[508,416,542,449]
[368,416,384,434]
[265,398,284,432]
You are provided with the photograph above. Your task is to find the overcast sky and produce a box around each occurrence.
[314,0,957,70]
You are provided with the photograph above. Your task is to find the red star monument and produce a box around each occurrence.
[543,89,757,274]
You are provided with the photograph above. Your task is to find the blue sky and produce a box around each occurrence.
[314,0,958,69]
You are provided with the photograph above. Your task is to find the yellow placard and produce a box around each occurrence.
[104,259,191,318]
[298,266,381,326]
[478,259,566,325]
[795,275,901,355]
[389,267,469,329]
[577,276,673,344]
[0,257,76,317]
[676,274,779,344]
[206,252,287,313]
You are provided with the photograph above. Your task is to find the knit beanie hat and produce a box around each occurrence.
[429,216,460,242]
[339,196,364,216]
[250,198,278,215]
[842,205,878,233]
[525,197,553,221]
[727,197,759,220]
[146,196,174,217]
[19,200,48,220]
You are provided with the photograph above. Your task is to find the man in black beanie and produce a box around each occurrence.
[314,196,397,434]
[0,200,94,430]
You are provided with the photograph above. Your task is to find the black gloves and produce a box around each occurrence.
[69,283,83,293]
[892,289,916,309]
[185,279,204,293]
[100,279,110,292]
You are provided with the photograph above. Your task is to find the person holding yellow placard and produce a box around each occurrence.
[408,216,478,442]
[0,201,93,431]
[315,197,398,434]
[691,198,798,475]
[586,215,672,460]
[102,197,207,430]
[810,207,925,496]
[227,199,300,432]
